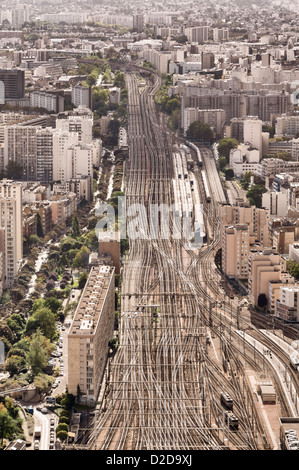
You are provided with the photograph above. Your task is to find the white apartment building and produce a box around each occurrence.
[213,28,229,42]
[71,86,92,110]
[276,115,299,138]
[243,118,263,159]
[53,130,79,182]
[183,107,226,136]
[185,26,209,44]
[276,285,299,322]
[30,91,64,113]
[143,49,171,74]
[56,106,93,145]
[68,144,93,180]
[0,180,23,288]
[262,191,288,217]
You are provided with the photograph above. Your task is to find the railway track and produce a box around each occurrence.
[76,71,299,451]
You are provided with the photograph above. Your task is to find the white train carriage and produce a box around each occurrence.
[201,170,211,203]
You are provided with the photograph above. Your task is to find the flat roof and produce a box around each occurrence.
[68,265,114,336]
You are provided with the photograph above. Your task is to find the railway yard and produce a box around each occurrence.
[78,72,299,451]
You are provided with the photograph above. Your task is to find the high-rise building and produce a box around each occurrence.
[213,28,229,42]
[185,26,209,44]
[53,130,79,182]
[56,106,93,145]
[0,69,24,99]
[276,286,299,322]
[133,14,144,33]
[30,91,64,113]
[243,118,263,158]
[68,265,115,400]
[36,128,54,184]
[71,86,92,110]
[222,224,250,279]
[4,126,37,181]
[183,107,225,136]
[248,249,286,307]
[0,180,23,288]
[219,203,270,247]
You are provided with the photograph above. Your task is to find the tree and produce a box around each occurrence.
[73,246,90,268]
[46,279,55,291]
[186,121,214,143]
[78,271,88,290]
[6,160,22,179]
[168,108,180,131]
[56,430,68,442]
[257,293,267,309]
[262,125,275,138]
[36,213,44,238]
[246,185,267,208]
[288,261,299,279]
[71,216,81,239]
[6,314,26,341]
[32,307,57,341]
[44,297,62,315]
[165,98,180,115]
[26,330,51,376]
[5,355,26,376]
[34,374,53,393]
[218,156,227,171]
[225,168,234,180]
[217,138,239,162]
[0,406,18,445]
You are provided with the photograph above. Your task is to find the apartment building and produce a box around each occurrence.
[185,26,209,44]
[98,231,121,274]
[219,203,270,247]
[213,28,229,42]
[51,191,77,226]
[0,180,23,288]
[4,126,37,181]
[52,130,79,182]
[71,86,92,110]
[276,286,299,322]
[53,175,93,202]
[133,14,144,33]
[276,115,299,138]
[0,69,24,99]
[262,192,288,217]
[30,91,64,113]
[36,127,54,184]
[181,87,245,128]
[55,106,93,145]
[222,224,250,279]
[183,107,226,136]
[68,265,115,400]
[248,249,286,307]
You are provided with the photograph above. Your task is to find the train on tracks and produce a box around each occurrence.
[220,392,234,411]
[224,411,239,431]
[186,141,203,167]
[290,354,299,371]
[201,170,211,203]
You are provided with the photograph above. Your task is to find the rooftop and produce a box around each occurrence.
[68,265,114,337]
